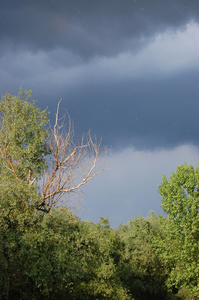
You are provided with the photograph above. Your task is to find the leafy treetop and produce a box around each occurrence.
[0,89,50,183]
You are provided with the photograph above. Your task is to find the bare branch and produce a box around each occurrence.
[38,101,106,212]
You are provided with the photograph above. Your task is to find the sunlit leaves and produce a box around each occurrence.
[0,88,50,182]
[158,164,199,298]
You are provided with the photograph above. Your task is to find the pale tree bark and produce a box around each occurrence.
[37,100,106,212]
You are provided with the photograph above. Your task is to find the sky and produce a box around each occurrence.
[0,0,199,227]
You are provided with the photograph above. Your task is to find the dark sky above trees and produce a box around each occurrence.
[0,0,199,226]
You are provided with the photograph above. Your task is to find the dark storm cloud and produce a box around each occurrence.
[0,25,198,150]
[58,69,199,149]
[0,0,198,151]
[0,0,199,58]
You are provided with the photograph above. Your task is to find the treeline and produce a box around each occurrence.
[0,90,198,299]
[0,208,197,299]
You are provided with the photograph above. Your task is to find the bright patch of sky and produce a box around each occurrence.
[81,144,199,227]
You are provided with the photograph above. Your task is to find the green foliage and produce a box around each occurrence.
[0,208,131,299]
[175,287,194,300]
[78,217,131,299]
[0,88,50,182]
[117,213,174,300]
[157,164,199,298]
[0,88,51,223]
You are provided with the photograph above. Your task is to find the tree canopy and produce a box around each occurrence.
[156,164,199,298]
[0,89,50,181]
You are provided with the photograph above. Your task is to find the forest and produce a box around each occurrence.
[0,90,198,300]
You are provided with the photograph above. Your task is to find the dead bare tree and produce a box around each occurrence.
[37,100,106,212]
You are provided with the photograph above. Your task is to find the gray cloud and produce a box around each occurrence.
[0,31,198,150]
[62,69,199,149]
[0,1,198,150]
[1,0,198,59]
